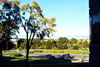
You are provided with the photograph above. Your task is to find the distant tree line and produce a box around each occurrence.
[16,37,89,50]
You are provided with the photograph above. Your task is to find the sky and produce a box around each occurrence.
[17,0,89,39]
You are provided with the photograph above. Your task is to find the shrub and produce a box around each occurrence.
[38,46,46,49]
[18,47,23,50]
[43,50,49,53]
[73,44,81,50]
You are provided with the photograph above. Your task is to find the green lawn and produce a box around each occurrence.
[3,56,41,62]
[2,51,17,54]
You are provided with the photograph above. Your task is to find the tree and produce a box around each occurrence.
[31,38,41,49]
[0,24,3,37]
[20,1,56,67]
[18,39,26,50]
[0,0,21,66]
[73,44,81,50]
[44,39,56,49]
[70,38,77,45]
[39,40,46,49]
[56,37,69,49]
[78,39,83,45]
[83,40,89,48]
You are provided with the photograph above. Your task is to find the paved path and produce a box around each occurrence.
[20,51,89,63]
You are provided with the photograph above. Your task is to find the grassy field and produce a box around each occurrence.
[2,51,17,54]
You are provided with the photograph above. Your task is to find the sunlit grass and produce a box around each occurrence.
[3,56,41,62]
[10,57,41,62]
[2,49,89,56]
[2,51,17,54]
[29,49,89,55]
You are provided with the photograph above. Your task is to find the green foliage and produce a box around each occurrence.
[30,38,41,49]
[83,40,89,48]
[0,2,21,39]
[56,37,69,49]
[73,44,81,50]
[0,1,22,52]
[70,38,77,45]
[45,39,56,49]
[78,39,83,45]
[17,37,89,50]
[38,46,46,49]
[18,39,26,49]
[58,37,69,44]
[62,43,68,49]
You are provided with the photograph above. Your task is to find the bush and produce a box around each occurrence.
[73,44,81,50]
[43,50,49,53]
[18,47,23,50]
[43,50,64,53]
[38,46,46,49]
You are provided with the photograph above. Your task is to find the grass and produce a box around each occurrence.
[9,57,41,62]
[2,49,89,55]
[2,51,17,54]
[1,49,89,67]
[2,49,89,56]
[29,49,89,55]
[3,56,39,60]
[3,56,67,63]
[1,56,89,67]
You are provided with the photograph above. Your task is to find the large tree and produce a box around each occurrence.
[0,0,21,66]
[70,38,77,45]
[20,1,56,67]
[56,37,69,49]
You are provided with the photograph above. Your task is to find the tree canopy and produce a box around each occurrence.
[0,1,21,39]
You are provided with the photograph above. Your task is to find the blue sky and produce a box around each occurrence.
[18,0,89,39]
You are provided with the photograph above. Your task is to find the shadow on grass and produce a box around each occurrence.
[1,55,89,67]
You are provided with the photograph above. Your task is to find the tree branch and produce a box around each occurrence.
[29,32,35,48]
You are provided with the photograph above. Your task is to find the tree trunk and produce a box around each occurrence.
[26,46,29,67]
[0,44,3,67]
[26,33,29,67]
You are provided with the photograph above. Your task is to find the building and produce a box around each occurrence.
[89,0,100,67]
